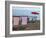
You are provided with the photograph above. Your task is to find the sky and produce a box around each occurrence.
[12,7,40,20]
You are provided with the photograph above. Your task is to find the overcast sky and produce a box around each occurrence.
[12,7,40,20]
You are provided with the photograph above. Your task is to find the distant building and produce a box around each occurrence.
[12,11,39,26]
